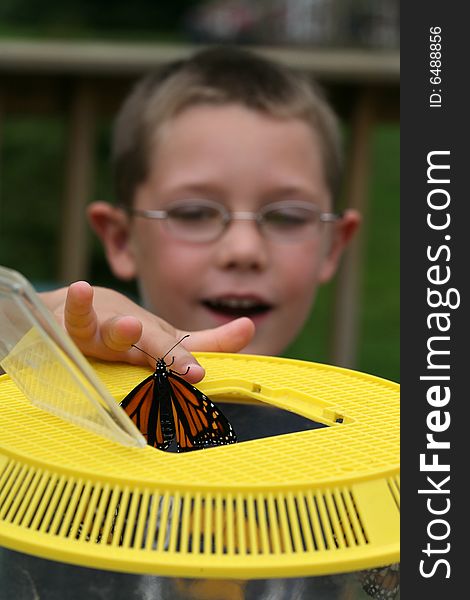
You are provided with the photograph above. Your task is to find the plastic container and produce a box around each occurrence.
[0,267,399,598]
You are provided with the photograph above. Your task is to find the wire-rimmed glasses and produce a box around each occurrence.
[125,199,340,243]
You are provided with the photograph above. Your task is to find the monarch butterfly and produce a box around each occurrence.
[120,336,237,452]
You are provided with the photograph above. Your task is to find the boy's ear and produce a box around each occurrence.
[317,209,361,283]
[87,202,137,281]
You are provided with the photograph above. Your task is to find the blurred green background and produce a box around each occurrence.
[287,123,399,381]
[0,0,399,382]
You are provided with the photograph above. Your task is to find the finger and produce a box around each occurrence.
[64,281,98,340]
[100,316,143,353]
[176,318,255,383]
[132,329,205,384]
[183,317,255,354]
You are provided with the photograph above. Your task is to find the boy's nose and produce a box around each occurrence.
[215,219,269,271]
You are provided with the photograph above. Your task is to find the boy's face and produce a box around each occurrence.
[94,104,358,356]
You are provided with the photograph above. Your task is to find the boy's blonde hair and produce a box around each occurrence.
[113,46,343,208]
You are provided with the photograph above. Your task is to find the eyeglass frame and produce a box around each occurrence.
[123,199,342,243]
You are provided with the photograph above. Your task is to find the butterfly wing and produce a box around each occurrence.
[120,373,175,450]
[168,372,237,452]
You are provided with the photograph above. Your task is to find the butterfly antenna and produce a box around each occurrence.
[161,334,190,361]
[132,335,190,362]
[131,345,158,362]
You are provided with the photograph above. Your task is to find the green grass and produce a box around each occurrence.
[360,125,400,381]
[0,117,65,281]
[0,119,399,382]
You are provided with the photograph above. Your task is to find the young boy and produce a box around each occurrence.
[43,46,359,382]
[34,49,388,598]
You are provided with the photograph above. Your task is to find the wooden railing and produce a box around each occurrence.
[0,40,399,368]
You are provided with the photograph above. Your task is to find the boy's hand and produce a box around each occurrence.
[41,282,255,383]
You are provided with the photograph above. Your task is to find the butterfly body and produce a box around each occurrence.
[121,353,237,452]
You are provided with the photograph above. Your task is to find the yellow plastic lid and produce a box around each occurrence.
[0,352,399,579]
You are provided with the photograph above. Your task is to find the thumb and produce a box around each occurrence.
[181,317,255,354]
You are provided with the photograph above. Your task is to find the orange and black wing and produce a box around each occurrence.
[120,374,175,450]
[168,372,237,452]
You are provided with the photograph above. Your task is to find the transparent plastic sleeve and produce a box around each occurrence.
[0,266,145,447]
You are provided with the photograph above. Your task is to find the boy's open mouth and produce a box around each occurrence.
[202,297,272,319]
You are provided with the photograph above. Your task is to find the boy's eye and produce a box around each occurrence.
[167,204,221,223]
[263,206,316,228]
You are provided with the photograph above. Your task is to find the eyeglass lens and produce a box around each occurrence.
[164,202,324,242]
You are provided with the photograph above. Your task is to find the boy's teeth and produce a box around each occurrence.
[213,298,258,309]
[204,297,270,315]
